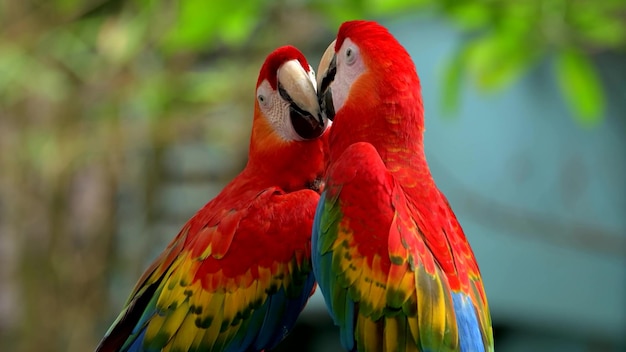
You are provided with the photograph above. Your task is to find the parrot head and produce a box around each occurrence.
[316,20,425,162]
[316,20,423,128]
[254,45,326,142]
[249,46,329,192]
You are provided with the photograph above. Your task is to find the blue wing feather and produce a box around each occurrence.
[452,292,485,352]
[126,329,147,352]
[252,271,316,351]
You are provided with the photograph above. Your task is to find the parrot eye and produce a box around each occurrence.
[345,46,357,66]
[257,88,271,108]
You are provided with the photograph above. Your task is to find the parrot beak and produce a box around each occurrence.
[277,60,326,139]
[316,40,337,121]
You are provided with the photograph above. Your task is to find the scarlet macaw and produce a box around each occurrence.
[312,20,494,352]
[96,45,328,352]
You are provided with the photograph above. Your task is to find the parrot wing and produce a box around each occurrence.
[312,142,492,352]
[97,186,318,352]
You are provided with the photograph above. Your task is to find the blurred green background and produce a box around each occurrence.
[1,0,625,351]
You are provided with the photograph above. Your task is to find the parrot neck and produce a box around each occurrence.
[328,62,434,186]
[246,116,327,193]
[329,96,431,183]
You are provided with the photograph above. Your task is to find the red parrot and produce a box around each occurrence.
[312,20,494,351]
[96,46,328,352]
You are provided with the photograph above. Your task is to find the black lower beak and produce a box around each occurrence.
[318,54,337,121]
[289,105,325,139]
[278,82,325,139]
[320,87,335,121]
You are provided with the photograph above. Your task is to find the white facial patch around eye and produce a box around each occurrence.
[331,38,366,114]
[256,79,306,142]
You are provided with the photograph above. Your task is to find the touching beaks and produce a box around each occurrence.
[316,40,337,121]
[277,60,326,139]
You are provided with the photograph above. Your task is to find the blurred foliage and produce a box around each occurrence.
[438,0,626,125]
[0,0,623,351]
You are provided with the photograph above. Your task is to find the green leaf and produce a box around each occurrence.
[440,52,465,116]
[162,0,262,52]
[464,32,535,91]
[554,48,605,126]
[446,2,493,30]
[369,0,432,14]
[217,1,261,46]
[576,14,626,49]
[162,0,221,52]
[311,0,367,25]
